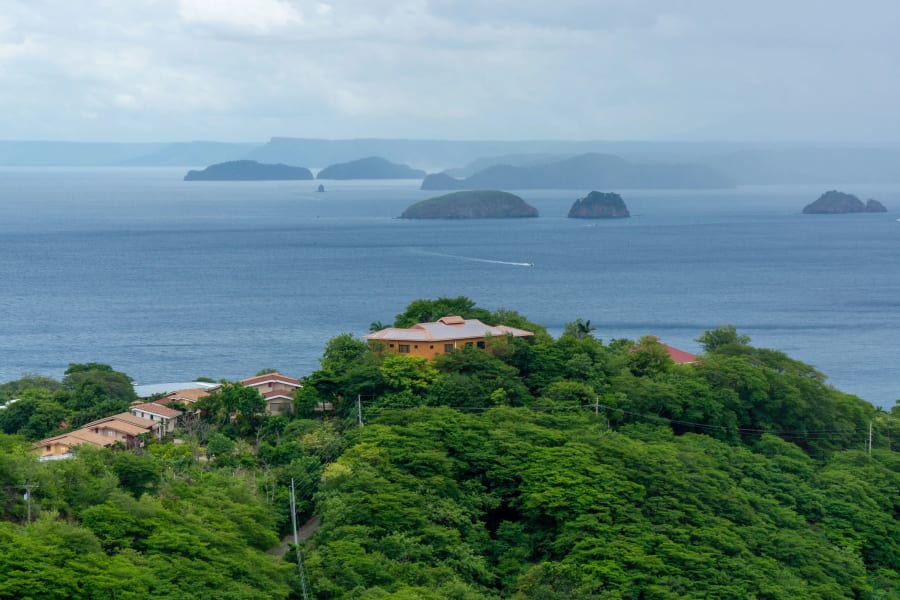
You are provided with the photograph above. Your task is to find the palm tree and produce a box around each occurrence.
[564,318,595,340]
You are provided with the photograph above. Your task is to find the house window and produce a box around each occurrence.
[414,345,419,349]
[477,341,486,349]
[444,343,454,353]
[372,342,384,352]
[399,344,410,353]
[389,343,395,348]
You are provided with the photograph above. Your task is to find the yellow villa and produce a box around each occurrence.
[364,315,534,360]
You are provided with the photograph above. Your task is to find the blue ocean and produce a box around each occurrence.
[0,168,897,408]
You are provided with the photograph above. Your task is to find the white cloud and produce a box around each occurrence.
[112,93,139,109]
[0,0,899,141]
[177,0,302,33]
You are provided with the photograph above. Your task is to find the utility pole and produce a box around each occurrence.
[357,394,364,427]
[20,483,38,523]
[868,420,873,455]
[594,398,599,415]
[290,478,310,600]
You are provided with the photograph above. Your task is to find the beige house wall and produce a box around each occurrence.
[370,336,488,360]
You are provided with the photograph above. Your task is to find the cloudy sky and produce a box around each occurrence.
[1,0,898,142]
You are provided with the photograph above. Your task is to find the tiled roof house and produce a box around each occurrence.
[239,373,302,416]
[364,316,534,360]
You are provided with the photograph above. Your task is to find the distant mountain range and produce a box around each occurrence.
[316,156,425,180]
[421,153,734,190]
[2,138,900,185]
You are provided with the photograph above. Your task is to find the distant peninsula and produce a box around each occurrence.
[317,156,426,180]
[400,190,539,219]
[802,190,888,214]
[184,160,313,181]
[568,191,630,218]
[421,153,733,191]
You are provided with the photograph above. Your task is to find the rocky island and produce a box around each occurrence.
[400,190,539,219]
[317,156,426,180]
[865,198,887,212]
[568,191,630,218]
[184,160,313,181]
[803,190,888,214]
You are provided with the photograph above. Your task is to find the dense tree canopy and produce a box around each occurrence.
[0,299,897,599]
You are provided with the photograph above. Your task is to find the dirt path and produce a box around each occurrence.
[269,515,321,557]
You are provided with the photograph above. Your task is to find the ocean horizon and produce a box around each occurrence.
[0,168,897,408]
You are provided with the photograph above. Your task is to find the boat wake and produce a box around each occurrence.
[412,249,533,267]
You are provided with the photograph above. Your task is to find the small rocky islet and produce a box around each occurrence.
[802,190,887,214]
[400,190,538,219]
[568,191,630,218]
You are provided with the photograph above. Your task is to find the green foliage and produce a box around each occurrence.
[304,407,898,598]
[696,324,751,353]
[1,305,895,599]
[625,335,674,377]
[195,381,265,432]
[107,451,159,498]
[0,441,293,599]
[393,296,491,328]
[321,333,371,372]
[0,365,137,440]
[562,318,595,340]
[0,373,61,401]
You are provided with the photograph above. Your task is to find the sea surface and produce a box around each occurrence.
[0,168,897,408]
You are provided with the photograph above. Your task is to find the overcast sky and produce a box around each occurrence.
[1,0,898,143]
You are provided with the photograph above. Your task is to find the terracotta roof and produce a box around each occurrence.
[262,390,294,400]
[33,429,115,449]
[159,387,210,404]
[131,402,182,419]
[239,373,302,388]
[87,419,153,437]
[83,413,157,430]
[364,317,534,343]
[133,381,217,398]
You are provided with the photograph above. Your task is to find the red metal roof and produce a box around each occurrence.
[664,344,698,364]
[630,337,698,364]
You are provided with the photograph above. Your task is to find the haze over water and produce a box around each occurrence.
[0,168,897,408]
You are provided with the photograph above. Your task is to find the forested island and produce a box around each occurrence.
[316,156,426,180]
[0,298,898,599]
[421,153,734,190]
[803,190,888,214]
[400,190,539,219]
[183,160,313,181]
[568,191,631,218]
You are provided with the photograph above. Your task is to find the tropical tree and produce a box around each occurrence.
[696,324,751,353]
[563,318,596,340]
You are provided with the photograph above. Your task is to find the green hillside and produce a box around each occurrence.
[0,299,897,599]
